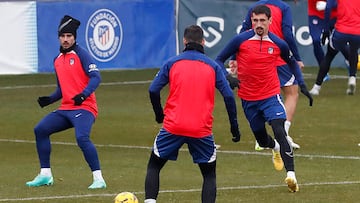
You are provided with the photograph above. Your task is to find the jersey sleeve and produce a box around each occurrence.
[149,62,170,94]
[214,64,238,127]
[281,6,302,61]
[49,77,62,102]
[75,46,102,97]
[215,33,247,75]
[324,0,337,32]
[240,7,253,33]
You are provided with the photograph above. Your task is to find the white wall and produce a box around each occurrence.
[0,1,37,74]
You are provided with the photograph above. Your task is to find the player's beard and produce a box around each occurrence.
[255,27,264,36]
[60,42,76,53]
[62,41,71,49]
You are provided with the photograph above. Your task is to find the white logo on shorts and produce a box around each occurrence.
[276,112,284,116]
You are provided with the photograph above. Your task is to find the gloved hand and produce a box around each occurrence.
[300,84,313,106]
[321,30,330,45]
[231,124,241,142]
[155,109,164,123]
[72,93,86,106]
[37,96,51,108]
[226,74,240,90]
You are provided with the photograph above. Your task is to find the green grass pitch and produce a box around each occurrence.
[0,67,359,202]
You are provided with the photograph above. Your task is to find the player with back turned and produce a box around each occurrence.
[144,25,241,203]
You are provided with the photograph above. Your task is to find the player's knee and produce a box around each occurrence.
[76,135,92,148]
[34,124,51,138]
[148,151,167,171]
[199,161,216,178]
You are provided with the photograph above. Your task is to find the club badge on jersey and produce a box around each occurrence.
[268,47,274,54]
[70,58,75,65]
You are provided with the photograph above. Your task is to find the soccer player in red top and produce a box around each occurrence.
[239,0,303,149]
[308,0,337,69]
[144,25,241,203]
[26,15,106,189]
[323,0,360,95]
[216,5,313,192]
[308,0,351,96]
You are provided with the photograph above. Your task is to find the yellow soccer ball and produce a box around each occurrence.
[358,54,360,70]
[114,192,139,203]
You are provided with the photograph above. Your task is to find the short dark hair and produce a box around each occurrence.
[183,25,204,44]
[252,4,271,19]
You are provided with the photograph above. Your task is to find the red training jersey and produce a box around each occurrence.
[334,0,360,35]
[54,50,98,117]
[163,60,216,137]
[235,35,281,101]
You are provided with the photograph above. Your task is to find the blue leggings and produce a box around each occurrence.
[309,16,325,66]
[308,16,337,66]
[331,30,360,77]
[34,109,100,171]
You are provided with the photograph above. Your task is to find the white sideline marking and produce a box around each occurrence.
[1,139,360,161]
[0,73,350,90]
[0,139,359,201]
[0,181,359,201]
[0,80,152,90]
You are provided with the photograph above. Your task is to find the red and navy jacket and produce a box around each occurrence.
[240,0,302,64]
[325,0,360,35]
[216,30,304,101]
[49,44,101,117]
[149,49,238,138]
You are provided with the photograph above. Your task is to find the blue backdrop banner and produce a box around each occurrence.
[37,0,176,72]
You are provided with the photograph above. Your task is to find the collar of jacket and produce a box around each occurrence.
[183,42,204,54]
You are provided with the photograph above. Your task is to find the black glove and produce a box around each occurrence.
[37,96,51,108]
[231,124,241,142]
[300,84,313,106]
[155,110,164,124]
[321,30,330,45]
[149,92,164,123]
[72,93,86,106]
[226,74,240,89]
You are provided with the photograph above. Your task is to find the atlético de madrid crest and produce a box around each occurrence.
[86,9,123,62]
[268,47,274,54]
[69,58,75,65]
